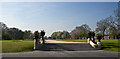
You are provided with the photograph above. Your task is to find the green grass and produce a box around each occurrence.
[1,40,34,53]
[53,39,120,52]
[1,39,120,53]
[100,40,120,52]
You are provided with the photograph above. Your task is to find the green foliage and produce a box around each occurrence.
[0,34,1,39]
[2,32,12,40]
[44,36,48,39]
[96,8,120,39]
[56,31,63,39]
[51,24,90,39]
[8,28,24,40]
[108,26,118,39]
[96,16,113,36]
[24,30,33,40]
[61,31,71,39]
[1,22,34,40]
[51,32,58,39]
[71,24,90,39]
[113,8,120,39]
[51,31,70,39]
[0,29,2,39]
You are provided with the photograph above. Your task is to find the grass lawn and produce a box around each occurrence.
[100,40,120,52]
[1,39,119,53]
[1,40,34,53]
[53,39,120,52]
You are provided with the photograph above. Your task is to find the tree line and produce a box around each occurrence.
[51,9,120,39]
[0,8,120,40]
[0,22,33,40]
[50,24,92,39]
[96,9,120,39]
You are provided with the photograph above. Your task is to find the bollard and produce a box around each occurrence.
[88,38,90,43]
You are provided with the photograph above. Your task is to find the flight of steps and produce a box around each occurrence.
[38,43,97,51]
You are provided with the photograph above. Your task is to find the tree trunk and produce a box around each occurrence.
[102,30,105,39]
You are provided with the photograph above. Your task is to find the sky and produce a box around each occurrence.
[0,2,118,36]
[0,0,119,2]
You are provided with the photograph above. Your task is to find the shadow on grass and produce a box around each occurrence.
[101,43,120,50]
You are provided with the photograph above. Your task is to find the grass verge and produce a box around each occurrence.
[1,40,34,53]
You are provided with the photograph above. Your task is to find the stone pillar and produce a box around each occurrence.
[34,39,36,50]
[34,39,39,50]
[88,38,90,43]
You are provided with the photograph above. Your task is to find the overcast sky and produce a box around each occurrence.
[0,2,118,36]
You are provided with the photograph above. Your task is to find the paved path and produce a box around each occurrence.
[38,40,94,51]
[2,50,119,57]
[45,40,87,43]
[2,40,119,57]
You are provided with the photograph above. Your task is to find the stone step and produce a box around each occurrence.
[38,43,96,51]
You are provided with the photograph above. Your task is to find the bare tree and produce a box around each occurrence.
[96,16,113,36]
